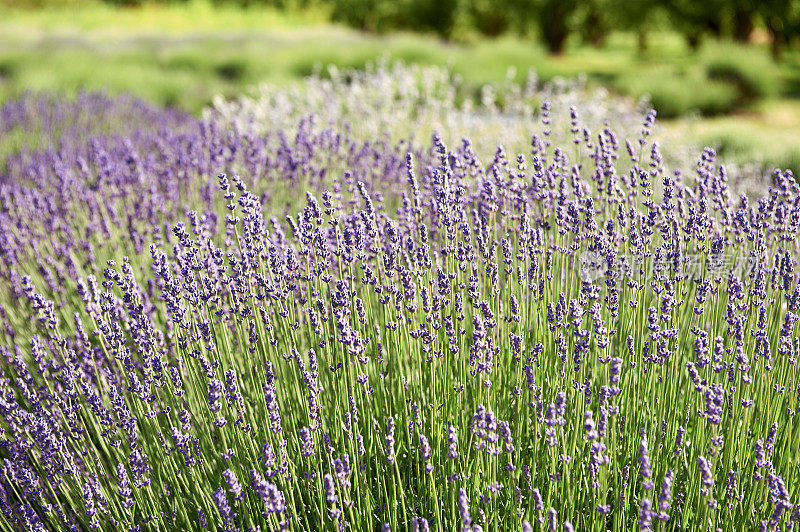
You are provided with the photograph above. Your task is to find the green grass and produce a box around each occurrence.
[1,3,796,112]
[1,1,799,172]
[660,99,800,176]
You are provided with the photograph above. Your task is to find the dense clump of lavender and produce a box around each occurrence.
[0,89,799,531]
[0,92,421,344]
[209,61,653,159]
[0,91,194,162]
[208,60,770,192]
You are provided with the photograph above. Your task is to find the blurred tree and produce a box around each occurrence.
[731,0,756,42]
[330,0,460,37]
[664,0,727,50]
[509,0,579,54]
[758,0,800,59]
[461,0,512,37]
[605,0,658,53]
[86,0,799,60]
[329,0,375,31]
[578,0,610,47]
[541,0,578,53]
[409,0,461,39]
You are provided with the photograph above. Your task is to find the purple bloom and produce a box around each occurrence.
[639,428,653,490]
[386,416,396,464]
[213,487,234,523]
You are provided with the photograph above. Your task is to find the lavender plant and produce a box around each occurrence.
[207,59,776,189]
[0,92,194,165]
[0,88,798,531]
[0,91,419,343]
[206,60,650,160]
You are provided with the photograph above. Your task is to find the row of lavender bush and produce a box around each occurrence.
[0,64,798,531]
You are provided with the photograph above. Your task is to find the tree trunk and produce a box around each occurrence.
[544,29,569,55]
[582,3,606,47]
[732,8,754,42]
[540,0,574,55]
[771,33,784,61]
[766,17,785,61]
[686,32,702,52]
[637,29,648,54]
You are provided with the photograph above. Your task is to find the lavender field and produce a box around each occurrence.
[0,63,798,531]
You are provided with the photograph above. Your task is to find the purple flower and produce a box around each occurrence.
[639,498,654,531]
[658,469,674,520]
[300,426,315,456]
[251,469,286,514]
[223,469,243,501]
[213,487,234,523]
[386,416,396,464]
[639,428,653,490]
[448,425,459,459]
[419,434,433,473]
[698,456,715,488]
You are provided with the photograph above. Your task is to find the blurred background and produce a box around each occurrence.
[1,0,799,172]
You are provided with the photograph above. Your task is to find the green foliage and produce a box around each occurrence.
[774,149,800,176]
[457,0,512,37]
[757,0,800,59]
[576,0,610,46]
[4,0,800,63]
[535,0,578,54]
[614,68,740,117]
[702,43,780,101]
[329,0,460,37]
[664,0,728,47]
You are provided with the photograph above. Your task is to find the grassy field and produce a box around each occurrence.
[1,1,799,172]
